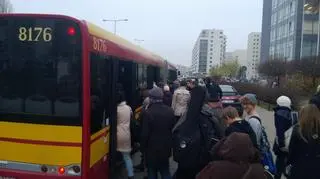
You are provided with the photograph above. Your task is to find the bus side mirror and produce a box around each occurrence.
[178,71,181,75]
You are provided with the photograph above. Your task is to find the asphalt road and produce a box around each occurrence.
[116,106,276,179]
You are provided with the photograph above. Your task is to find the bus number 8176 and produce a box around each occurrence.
[18,27,52,42]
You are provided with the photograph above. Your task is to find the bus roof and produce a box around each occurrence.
[86,21,166,67]
[0,13,174,68]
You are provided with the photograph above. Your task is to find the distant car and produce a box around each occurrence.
[219,85,243,114]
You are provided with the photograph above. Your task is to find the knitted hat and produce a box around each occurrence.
[149,87,163,100]
[241,93,257,105]
[164,85,170,92]
[276,96,291,108]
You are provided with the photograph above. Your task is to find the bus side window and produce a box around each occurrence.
[90,53,108,134]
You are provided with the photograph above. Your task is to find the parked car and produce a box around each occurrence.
[219,85,243,114]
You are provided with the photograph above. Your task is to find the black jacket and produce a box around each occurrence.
[225,119,258,149]
[310,93,320,109]
[206,82,222,99]
[140,102,175,167]
[288,125,320,179]
[273,106,292,155]
[163,91,173,107]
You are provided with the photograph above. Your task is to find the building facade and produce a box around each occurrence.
[247,32,261,80]
[191,29,227,75]
[261,0,272,63]
[266,0,319,61]
[176,64,190,79]
[302,0,320,58]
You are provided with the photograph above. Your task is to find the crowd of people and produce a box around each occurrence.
[115,78,320,179]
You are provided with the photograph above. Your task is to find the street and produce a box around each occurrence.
[117,106,276,179]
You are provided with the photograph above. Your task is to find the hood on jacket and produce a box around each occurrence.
[185,86,206,122]
[211,132,260,163]
[201,104,222,117]
[274,105,292,119]
[201,104,214,116]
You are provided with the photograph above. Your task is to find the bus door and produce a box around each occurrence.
[118,60,135,107]
[88,54,117,179]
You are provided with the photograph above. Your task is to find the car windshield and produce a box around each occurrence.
[219,85,237,96]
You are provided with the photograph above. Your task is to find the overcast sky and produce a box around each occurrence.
[11,0,262,66]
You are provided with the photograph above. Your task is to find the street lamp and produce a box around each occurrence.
[102,18,128,34]
[134,39,144,45]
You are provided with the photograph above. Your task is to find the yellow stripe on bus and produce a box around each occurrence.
[0,122,82,166]
[0,141,81,165]
[90,127,110,167]
[0,121,82,143]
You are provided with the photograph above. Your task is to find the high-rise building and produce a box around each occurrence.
[266,0,319,61]
[247,32,261,79]
[301,1,320,58]
[260,0,272,63]
[191,29,227,75]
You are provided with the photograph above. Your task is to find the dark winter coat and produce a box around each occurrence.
[273,106,292,155]
[163,91,173,106]
[287,125,320,179]
[310,93,320,109]
[173,87,222,179]
[197,132,266,179]
[140,102,175,167]
[225,119,258,149]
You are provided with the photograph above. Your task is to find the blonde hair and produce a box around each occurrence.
[299,104,320,141]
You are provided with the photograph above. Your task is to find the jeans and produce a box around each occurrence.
[121,152,134,177]
[147,164,171,179]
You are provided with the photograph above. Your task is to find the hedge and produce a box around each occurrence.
[224,82,311,110]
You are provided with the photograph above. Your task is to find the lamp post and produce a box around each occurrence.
[102,19,128,34]
[134,39,144,45]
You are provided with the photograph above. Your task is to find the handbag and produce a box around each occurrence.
[284,126,293,151]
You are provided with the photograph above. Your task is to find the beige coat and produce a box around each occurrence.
[117,101,132,152]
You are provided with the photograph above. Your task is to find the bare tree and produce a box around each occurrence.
[0,0,13,13]
[290,56,320,87]
[258,58,287,85]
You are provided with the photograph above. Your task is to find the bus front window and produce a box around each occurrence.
[0,17,82,126]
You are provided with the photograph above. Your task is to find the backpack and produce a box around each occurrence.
[172,112,219,168]
[249,116,276,175]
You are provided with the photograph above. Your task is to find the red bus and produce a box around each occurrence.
[0,13,177,179]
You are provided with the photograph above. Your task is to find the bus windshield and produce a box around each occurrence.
[0,16,82,126]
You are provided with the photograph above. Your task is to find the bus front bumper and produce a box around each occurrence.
[0,169,81,179]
